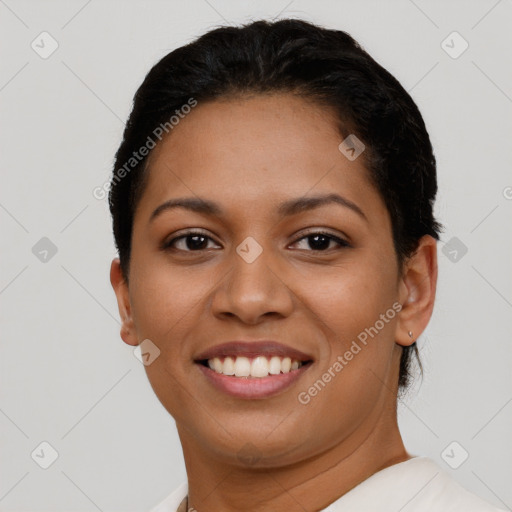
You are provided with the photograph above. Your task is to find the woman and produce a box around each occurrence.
[109,18,504,512]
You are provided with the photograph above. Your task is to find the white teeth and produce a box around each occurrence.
[234,356,251,377]
[206,355,304,378]
[209,357,223,373]
[250,356,270,377]
[269,356,281,375]
[223,356,235,375]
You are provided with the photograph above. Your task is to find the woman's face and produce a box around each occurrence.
[113,93,416,467]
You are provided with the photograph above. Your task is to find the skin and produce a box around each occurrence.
[110,93,438,512]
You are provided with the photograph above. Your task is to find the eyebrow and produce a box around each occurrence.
[149,193,367,223]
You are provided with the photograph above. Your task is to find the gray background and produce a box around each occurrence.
[1,0,511,510]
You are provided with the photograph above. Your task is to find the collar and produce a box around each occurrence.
[149,456,504,512]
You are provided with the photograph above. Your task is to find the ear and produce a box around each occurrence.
[110,258,139,346]
[396,235,438,347]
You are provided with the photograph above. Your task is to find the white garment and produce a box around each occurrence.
[148,455,507,512]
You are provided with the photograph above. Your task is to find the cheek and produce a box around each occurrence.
[128,261,214,418]
[129,255,213,350]
[300,251,399,399]
[303,254,397,338]
[295,272,399,443]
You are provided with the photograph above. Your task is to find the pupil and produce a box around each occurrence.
[187,235,207,250]
[309,234,330,250]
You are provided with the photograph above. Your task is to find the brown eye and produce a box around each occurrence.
[291,231,350,251]
[163,231,220,252]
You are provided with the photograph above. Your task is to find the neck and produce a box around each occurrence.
[178,394,410,511]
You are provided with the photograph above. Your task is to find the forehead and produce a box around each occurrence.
[135,93,387,226]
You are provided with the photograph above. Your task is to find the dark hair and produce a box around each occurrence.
[109,18,443,392]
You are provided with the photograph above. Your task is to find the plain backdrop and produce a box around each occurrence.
[1,0,511,511]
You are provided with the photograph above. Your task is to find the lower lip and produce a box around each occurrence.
[196,363,312,399]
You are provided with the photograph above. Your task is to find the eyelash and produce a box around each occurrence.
[162,229,351,253]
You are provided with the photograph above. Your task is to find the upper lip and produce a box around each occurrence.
[194,341,314,362]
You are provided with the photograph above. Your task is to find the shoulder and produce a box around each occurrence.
[415,458,506,512]
[148,482,188,512]
[381,456,507,512]
[323,456,507,512]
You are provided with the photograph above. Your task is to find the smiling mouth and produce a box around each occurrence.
[197,355,314,378]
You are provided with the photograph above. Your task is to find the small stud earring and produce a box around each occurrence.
[408,331,413,338]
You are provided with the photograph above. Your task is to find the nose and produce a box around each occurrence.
[211,243,295,325]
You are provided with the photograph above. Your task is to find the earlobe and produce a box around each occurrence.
[396,235,438,347]
[110,258,139,346]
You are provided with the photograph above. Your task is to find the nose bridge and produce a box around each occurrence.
[212,235,294,323]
